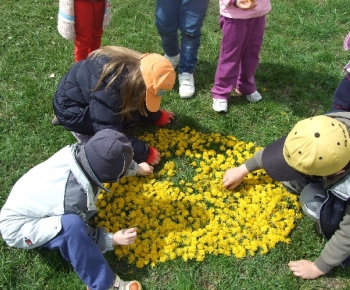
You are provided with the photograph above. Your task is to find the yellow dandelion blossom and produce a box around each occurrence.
[94,128,301,268]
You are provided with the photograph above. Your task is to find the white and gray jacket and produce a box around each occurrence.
[0,144,114,251]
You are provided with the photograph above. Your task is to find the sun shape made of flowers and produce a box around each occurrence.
[95,127,302,268]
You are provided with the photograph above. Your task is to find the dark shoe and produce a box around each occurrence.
[51,116,60,126]
[314,222,323,237]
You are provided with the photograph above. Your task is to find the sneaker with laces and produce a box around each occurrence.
[87,275,142,290]
[178,72,195,98]
[164,53,180,69]
[212,99,228,113]
[110,275,141,290]
[245,90,262,103]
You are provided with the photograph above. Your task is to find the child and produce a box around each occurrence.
[53,46,176,166]
[155,0,210,98]
[58,0,112,62]
[211,0,271,113]
[0,129,151,289]
[223,113,350,279]
[330,32,350,112]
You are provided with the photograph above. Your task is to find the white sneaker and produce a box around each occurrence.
[212,99,228,113]
[164,54,180,69]
[246,90,262,103]
[178,72,195,98]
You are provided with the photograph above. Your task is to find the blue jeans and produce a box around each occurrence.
[155,0,210,74]
[42,214,114,290]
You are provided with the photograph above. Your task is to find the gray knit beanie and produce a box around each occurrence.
[84,129,133,182]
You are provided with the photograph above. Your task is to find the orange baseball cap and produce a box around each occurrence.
[140,53,175,112]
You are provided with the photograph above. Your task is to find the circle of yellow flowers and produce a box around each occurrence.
[95,127,301,268]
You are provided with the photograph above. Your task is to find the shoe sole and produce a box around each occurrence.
[212,105,227,113]
[179,90,195,98]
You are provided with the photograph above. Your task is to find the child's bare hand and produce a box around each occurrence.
[288,260,325,279]
[137,162,154,175]
[236,0,257,10]
[113,228,138,245]
[223,164,249,190]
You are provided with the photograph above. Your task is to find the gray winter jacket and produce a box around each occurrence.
[0,144,115,252]
[244,111,350,273]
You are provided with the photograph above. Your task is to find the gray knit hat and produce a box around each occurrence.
[84,129,133,182]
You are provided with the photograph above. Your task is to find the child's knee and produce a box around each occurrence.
[61,214,86,234]
[300,183,326,222]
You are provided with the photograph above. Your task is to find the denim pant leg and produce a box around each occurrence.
[178,0,209,74]
[155,0,181,57]
[42,214,114,290]
[331,72,350,112]
[155,0,209,74]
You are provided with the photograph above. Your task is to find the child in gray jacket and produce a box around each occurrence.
[223,113,350,279]
[0,129,151,290]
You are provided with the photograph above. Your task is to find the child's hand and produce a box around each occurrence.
[223,164,249,190]
[146,146,161,165]
[112,228,138,245]
[236,0,257,10]
[137,162,154,175]
[288,260,325,279]
[155,110,176,126]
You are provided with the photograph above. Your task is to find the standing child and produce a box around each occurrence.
[211,0,271,113]
[53,46,176,166]
[0,129,151,290]
[155,0,210,98]
[223,113,350,279]
[330,32,350,112]
[58,0,112,62]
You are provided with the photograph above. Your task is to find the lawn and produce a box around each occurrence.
[1,0,350,289]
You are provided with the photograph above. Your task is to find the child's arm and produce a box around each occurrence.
[155,110,175,126]
[223,149,263,190]
[137,162,154,175]
[223,164,250,190]
[146,146,161,165]
[288,260,325,279]
[112,228,138,245]
[223,0,257,10]
[289,206,350,279]
[124,160,154,176]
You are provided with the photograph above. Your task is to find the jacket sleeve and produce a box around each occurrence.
[90,88,124,133]
[87,225,114,253]
[0,212,62,249]
[315,205,350,273]
[125,134,150,163]
[244,149,263,172]
[139,110,162,125]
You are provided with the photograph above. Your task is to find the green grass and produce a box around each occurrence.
[1,0,350,289]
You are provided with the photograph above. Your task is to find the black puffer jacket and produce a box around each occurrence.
[53,55,161,163]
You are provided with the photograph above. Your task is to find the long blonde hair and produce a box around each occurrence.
[90,46,148,120]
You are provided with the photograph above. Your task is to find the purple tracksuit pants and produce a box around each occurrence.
[211,15,266,100]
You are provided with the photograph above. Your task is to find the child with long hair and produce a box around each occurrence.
[53,46,176,165]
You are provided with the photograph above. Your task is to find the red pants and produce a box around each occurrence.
[74,0,105,62]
